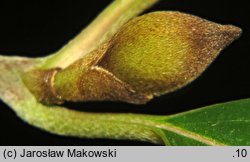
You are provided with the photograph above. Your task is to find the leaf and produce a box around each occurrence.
[152,99,250,145]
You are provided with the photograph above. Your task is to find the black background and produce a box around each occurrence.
[0,0,249,145]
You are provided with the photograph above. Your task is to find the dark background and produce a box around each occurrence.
[0,0,249,145]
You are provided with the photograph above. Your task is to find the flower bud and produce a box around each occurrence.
[99,11,242,96]
[22,11,241,105]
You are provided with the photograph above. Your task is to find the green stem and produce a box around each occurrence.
[18,102,167,145]
[42,0,159,69]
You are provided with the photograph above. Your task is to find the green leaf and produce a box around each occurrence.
[152,99,250,145]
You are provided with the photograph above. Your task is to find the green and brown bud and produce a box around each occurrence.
[99,11,242,95]
[22,11,242,105]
